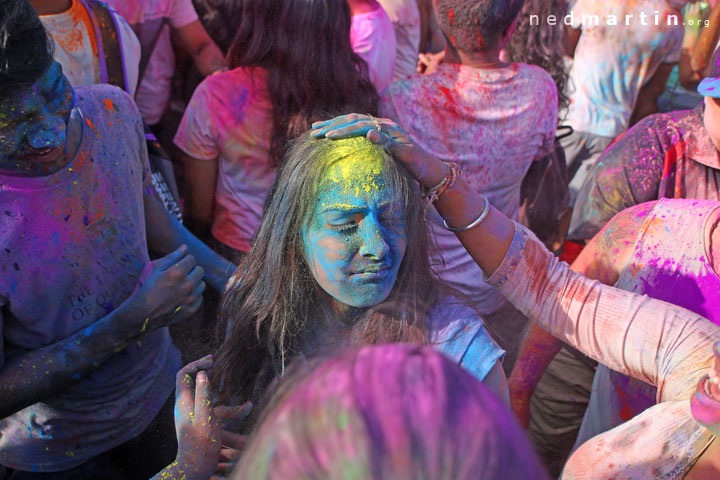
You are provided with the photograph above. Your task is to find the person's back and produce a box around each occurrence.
[377,0,421,80]
[174,0,378,259]
[566,0,684,138]
[379,0,557,318]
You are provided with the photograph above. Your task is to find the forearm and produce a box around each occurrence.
[144,193,234,292]
[151,459,207,480]
[0,300,142,419]
[191,42,226,76]
[692,5,720,74]
[487,225,719,400]
[508,324,564,399]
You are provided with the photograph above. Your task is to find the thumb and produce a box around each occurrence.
[367,129,393,148]
[153,245,189,271]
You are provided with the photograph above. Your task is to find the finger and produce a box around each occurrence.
[214,461,236,475]
[187,265,206,285]
[219,447,242,462]
[325,120,381,139]
[214,402,253,422]
[153,245,189,271]
[311,114,371,137]
[367,129,394,148]
[221,430,248,450]
[311,115,348,130]
[179,354,214,377]
[175,368,196,420]
[190,280,207,299]
[195,370,213,422]
[172,254,197,277]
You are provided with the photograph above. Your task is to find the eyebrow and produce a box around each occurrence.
[320,204,366,214]
[319,201,396,215]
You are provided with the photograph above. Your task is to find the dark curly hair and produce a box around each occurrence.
[0,0,54,98]
[433,0,526,52]
[504,0,569,112]
[225,0,379,166]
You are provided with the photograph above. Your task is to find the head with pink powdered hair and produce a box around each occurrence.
[233,343,548,479]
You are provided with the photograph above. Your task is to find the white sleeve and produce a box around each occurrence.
[111,10,141,98]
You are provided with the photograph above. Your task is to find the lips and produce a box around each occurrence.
[16,146,63,163]
[351,265,391,280]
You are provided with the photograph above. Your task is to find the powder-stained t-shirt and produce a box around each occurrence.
[106,0,199,125]
[40,0,141,97]
[489,223,717,478]
[0,85,180,472]
[351,5,397,92]
[377,0,421,80]
[174,67,275,252]
[575,198,720,447]
[565,0,683,138]
[428,296,505,390]
[381,63,557,313]
[570,107,720,241]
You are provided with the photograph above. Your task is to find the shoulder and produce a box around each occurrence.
[75,84,141,119]
[75,85,144,136]
[428,296,504,382]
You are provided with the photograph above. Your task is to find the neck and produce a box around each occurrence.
[444,47,507,69]
[29,0,72,15]
[347,0,379,15]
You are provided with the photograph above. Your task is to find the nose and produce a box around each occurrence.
[26,110,66,150]
[358,216,390,260]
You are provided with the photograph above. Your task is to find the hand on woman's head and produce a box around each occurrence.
[311,114,443,189]
[302,137,408,310]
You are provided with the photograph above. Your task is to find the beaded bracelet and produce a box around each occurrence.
[443,194,490,232]
[425,162,460,204]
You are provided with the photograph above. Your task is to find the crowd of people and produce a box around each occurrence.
[2,0,720,478]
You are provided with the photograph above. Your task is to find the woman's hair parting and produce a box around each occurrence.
[505,0,569,111]
[0,0,54,98]
[212,134,442,408]
[225,0,379,166]
[433,0,526,52]
[233,343,550,479]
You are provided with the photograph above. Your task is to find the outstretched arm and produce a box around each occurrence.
[144,191,234,292]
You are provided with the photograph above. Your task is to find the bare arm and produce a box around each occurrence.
[181,154,218,239]
[507,202,651,425]
[691,2,720,78]
[566,27,581,59]
[174,19,226,76]
[144,183,233,293]
[630,62,675,127]
[679,3,708,90]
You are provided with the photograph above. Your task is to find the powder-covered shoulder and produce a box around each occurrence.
[74,84,144,132]
[427,295,484,331]
[516,63,557,101]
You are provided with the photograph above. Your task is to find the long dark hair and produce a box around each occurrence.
[226,0,379,166]
[505,0,569,112]
[213,135,443,407]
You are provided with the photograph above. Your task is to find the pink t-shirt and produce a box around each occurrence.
[106,0,199,125]
[0,85,180,471]
[381,63,557,313]
[174,67,275,252]
[351,5,397,92]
